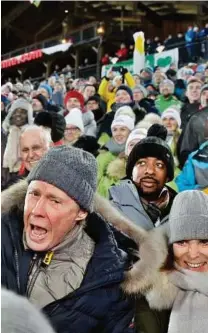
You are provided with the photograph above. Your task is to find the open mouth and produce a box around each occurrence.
[185,262,207,271]
[30,224,48,240]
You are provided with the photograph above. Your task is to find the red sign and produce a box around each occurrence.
[1,49,43,69]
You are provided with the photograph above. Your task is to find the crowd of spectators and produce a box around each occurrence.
[1,28,208,333]
[101,24,208,66]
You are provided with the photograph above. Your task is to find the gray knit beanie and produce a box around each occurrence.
[200,83,208,95]
[1,289,55,333]
[132,84,148,98]
[27,145,97,212]
[169,190,208,244]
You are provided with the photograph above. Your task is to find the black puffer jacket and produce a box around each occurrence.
[180,107,208,166]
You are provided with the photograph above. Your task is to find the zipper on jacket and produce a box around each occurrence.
[26,255,42,297]
[9,223,21,293]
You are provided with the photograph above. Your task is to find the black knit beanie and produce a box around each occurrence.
[126,124,174,181]
[116,85,134,101]
[34,111,66,142]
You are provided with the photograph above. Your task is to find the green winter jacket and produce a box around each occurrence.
[97,150,126,198]
[135,297,170,333]
[155,95,182,114]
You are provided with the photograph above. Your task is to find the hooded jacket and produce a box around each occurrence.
[109,180,177,230]
[180,107,208,164]
[1,180,140,333]
[176,141,208,191]
[2,99,34,175]
[122,224,208,333]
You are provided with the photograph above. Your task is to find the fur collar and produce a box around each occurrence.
[1,180,170,299]
[106,156,126,179]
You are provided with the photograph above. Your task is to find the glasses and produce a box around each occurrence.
[65,127,79,133]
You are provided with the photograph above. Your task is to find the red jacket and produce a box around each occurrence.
[116,48,128,61]
[101,55,110,65]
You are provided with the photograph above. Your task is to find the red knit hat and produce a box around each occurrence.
[64,90,85,110]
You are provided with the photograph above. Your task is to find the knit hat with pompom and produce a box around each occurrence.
[126,123,174,181]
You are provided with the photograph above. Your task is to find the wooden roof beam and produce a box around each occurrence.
[2,2,31,30]
[136,2,162,27]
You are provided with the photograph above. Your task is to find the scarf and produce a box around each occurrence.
[105,138,126,155]
[140,187,170,224]
[3,125,25,172]
[168,267,208,333]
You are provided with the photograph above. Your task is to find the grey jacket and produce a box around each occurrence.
[109,180,155,230]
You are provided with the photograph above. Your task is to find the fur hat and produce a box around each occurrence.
[34,111,66,142]
[64,90,85,110]
[114,105,136,122]
[126,124,174,181]
[27,145,97,212]
[111,115,134,131]
[116,85,134,101]
[169,190,208,244]
[65,108,84,133]
[161,107,181,128]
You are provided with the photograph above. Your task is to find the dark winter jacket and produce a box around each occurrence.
[109,180,177,230]
[137,99,160,116]
[180,107,208,165]
[180,102,200,131]
[1,180,137,333]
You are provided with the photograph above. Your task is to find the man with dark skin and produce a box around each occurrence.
[2,98,34,190]
[10,108,28,127]
[109,124,177,230]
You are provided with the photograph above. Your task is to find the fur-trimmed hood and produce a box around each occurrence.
[4,182,207,312]
[2,98,33,134]
[106,156,126,180]
[1,180,163,294]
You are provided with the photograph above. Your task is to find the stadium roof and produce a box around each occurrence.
[2,1,208,54]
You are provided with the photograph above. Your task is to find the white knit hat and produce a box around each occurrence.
[161,107,181,128]
[111,115,134,131]
[65,108,84,133]
[115,105,136,122]
[143,113,162,126]
[125,128,148,155]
